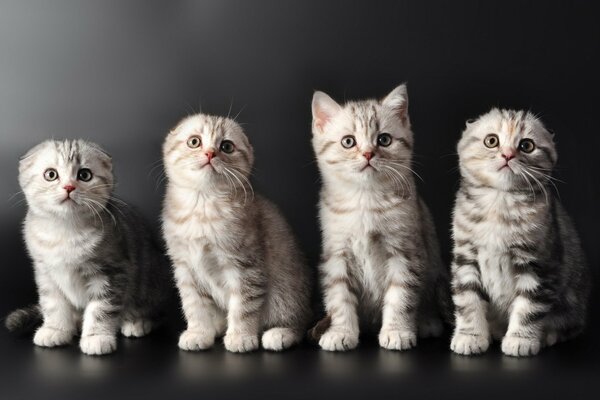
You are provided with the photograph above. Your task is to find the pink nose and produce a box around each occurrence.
[363,151,374,161]
[205,151,215,162]
[502,150,516,161]
[64,185,76,193]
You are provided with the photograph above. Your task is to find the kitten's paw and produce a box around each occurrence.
[224,333,259,353]
[262,328,300,351]
[379,329,417,351]
[501,336,541,357]
[450,332,490,355]
[418,318,444,338]
[80,334,117,356]
[318,329,359,352]
[121,319,153,338]
[178,330,215,351]
[33,327,74,348]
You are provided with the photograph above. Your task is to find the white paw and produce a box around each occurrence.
[379,329,417,351]
[419,318,444,338]
[33,326,74,348]
[318,329,358,352]
[450,332,490,355]
[224,332,259,353]
[545,330,558,347]
[121,319,153,338]
[501,335,541,357]
[80,334,117,355]
[262,328,300,351]
[178,329,216,351]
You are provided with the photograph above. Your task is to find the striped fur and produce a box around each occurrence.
[450,109,590,357]
[310,85,449,351]
[162,114,312,353]
[8,140,170,355]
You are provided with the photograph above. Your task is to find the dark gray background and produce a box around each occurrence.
[0,1,598,399]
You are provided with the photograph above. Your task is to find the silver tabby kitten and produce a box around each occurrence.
[5,139,169,355]
[310,85,449,352]
[162,113,312,353]
[450,109,590,357]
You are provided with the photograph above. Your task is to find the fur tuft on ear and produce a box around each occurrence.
[312,91,342,133]
[382,84,409,123]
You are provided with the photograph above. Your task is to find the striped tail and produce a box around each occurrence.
[5,305,42,335]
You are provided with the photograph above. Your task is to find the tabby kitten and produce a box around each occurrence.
[162,113,312,353]
[310,85,449,351]
[5,139,169,355]
[450,109,590,357]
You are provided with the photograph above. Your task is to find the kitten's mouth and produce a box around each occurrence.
[360,163,374,171]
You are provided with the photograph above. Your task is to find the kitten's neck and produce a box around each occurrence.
[166,183,250,208]
[322,173,415,200]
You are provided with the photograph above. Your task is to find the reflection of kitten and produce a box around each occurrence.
[450,109,590,357]
[310,85,449,352]
[162,114,312,353]
[5,139,170,355]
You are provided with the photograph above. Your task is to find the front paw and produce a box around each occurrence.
[33,326,74,348]
[379,329,417,351]
[178,329,216,351]
[501,335,541,357]
[450,332,490,355]
[224,332,259,353]
[319,329,359,352]
[80,334,117,355]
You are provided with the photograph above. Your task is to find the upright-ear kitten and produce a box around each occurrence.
[6,139,170,355]
[310,85,450,351]
[162,113,312,353]
[450,109,590,356]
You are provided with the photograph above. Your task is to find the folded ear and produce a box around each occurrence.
[312,91,342,133]
[381,84,409,123]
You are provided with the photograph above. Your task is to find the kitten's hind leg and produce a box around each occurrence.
[262,327,303,351]
[418,315,444,339]
[121,317,154,338]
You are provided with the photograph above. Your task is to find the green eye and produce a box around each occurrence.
[187,136,201,148]
[377,133,392,147]
[43,168,59,181]
[220,140,235,154]
[519,138,535,153]
[77,168,93,182]
[484,134,499,148]
[341,135,356,149]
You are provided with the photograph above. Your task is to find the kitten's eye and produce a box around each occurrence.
[220,140,235,154]
[377,133,392,147]
[341,135,356,149]
[484,134,499,148]
[519,138,535,153]
[43,168,59,181]
[77,168,93,182]
[187,136,201,148]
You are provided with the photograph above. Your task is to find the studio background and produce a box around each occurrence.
[0,1,598,399]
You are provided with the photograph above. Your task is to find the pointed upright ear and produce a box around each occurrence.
[382,84,409,124]
[312,91,342,133]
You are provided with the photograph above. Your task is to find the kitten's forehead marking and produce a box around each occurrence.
[348,102,380,135]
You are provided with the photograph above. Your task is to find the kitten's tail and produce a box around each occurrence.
[5,305,42,335]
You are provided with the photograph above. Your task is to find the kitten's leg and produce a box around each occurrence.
[501,263,550,357]
[450,257,490,355]
[379,255,420,350]
[262,327,303,351]
[223,268,267,353]
[33,272,77,347]
[174,263,220,351]
[120,306,154,338]
[318,254,359,351]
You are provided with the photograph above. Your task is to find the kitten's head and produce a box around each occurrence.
[311,85,414,189]
[163,114,254,190]
[19,139,114,218]
[458,109,557,191]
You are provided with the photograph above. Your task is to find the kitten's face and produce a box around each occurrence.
[458,109,557,191]
[19,140,114,218]
[163,114,254,190]
[311,85,414,188]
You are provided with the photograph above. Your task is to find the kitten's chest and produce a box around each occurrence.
[478,251,515,312]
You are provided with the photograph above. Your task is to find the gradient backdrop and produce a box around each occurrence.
[0,1,598,399]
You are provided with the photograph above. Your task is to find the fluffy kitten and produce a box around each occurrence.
[310,85,449,351]
[450,109,590,357]
[5,139,169,355]
[162,113,312,353]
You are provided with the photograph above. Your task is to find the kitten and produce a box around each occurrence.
[310,85,449,351]
[450,109,590,357]
[5,139,170,355]
[162,113,312,353]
